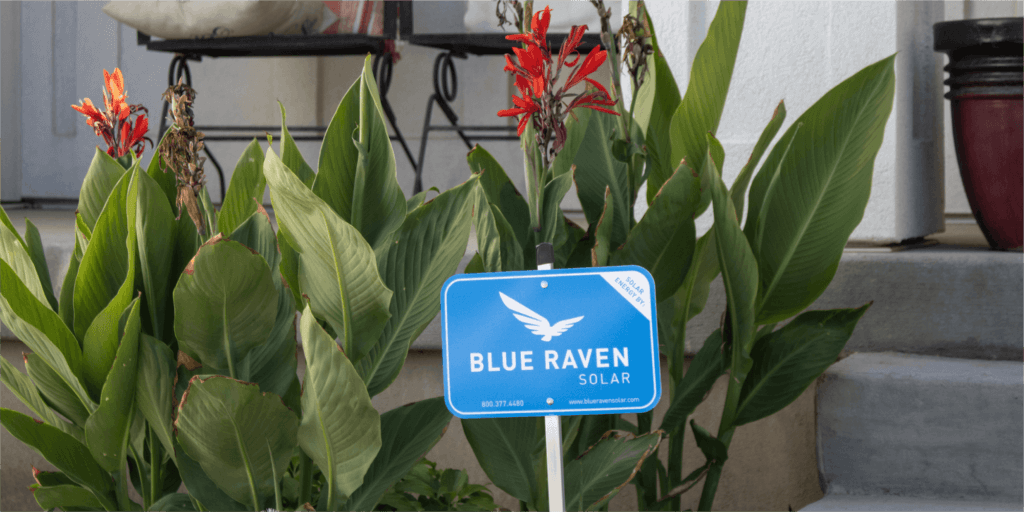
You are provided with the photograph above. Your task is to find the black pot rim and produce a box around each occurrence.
[934,17,1023,53]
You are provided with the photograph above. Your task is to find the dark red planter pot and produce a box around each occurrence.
[935,17,1023,250]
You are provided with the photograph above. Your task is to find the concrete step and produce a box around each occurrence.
[806,352,1023,509]
[803,494,1023,511]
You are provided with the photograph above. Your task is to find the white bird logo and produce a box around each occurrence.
[499,292,584,341]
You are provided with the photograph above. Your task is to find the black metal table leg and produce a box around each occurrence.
[159,54,227,203]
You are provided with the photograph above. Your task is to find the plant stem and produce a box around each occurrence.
[299,451,313,506]
[667,432,683,511]
[149,425,163,508]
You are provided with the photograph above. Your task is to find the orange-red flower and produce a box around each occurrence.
[72,68,151,159]
[498,6,618,157]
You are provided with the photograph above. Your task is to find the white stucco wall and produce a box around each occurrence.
[636,0,948,243]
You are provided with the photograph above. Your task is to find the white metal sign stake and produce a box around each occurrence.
[537,244,566,512]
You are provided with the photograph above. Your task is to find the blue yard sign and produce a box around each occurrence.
[440,265,661,418]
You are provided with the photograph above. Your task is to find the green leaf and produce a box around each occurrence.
[539,172,574,246]
[218,139,267,237]
[78,167,140,395]
[175,375,299,510]
[564,430,663,511]
[359,178,476,396]
[746,56,896,324]
[149,493,198,511]
[276,225,304,311]
[590,187,614,267]
[265,148,392,363]
[632,1,666,138]
[23,219,59,311]
[550,107,592,179]
[279,102,317,188]
[467,145,531,250]
[58,216,90,334]
[79,147,128,231]
[85,298,142,471]
[407,187,438,212]
[136,170,177,342]
[573,110,631,246]
[733,101,786,224]
[462,417,539,506]
[146,133,178,211]
[657,1,746,209]
[228,205,281,277]
[474,185,525,273]
[0,259,84,380]
[30,483,106,511]
[707,136,758,372]
[298,305,381,507]
[236,282,298,402]
[344,398,453,511]
[136,333,178,463]
[0,408,117,510]
[199,185,218,239]
[173,435,249,512]
[734,304,870,426]
[173,237,278,374]
[0,211,49,307]
[611,161,699,302]
[0,356,84,441]
[690,420,727,463]
[313,55,406,250]
[660,329,725,433]
[464,253,485,274]
[23,353,90,429]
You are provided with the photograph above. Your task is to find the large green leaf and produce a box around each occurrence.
[85,298,141,471]
[590,187,614,267]
[77,167,139,395]
[22,219,59,311]
[539,172,574,246]
[313,55,406,250]
[611,162,699,302]
[279,102,317,187]
[236,284,298,402]
[79,147,128,231]
[474,188,525,273]
[0,408,117,510]
[358,178,476,396]
[735,304,869,426]
[0,356,83,442]
[0,259,83,379]
[58,215,91,334]
[632,0,671,140]
[173,435,249,512]
[136,333,178,463]
[0,210,49,307]
[564,430,663,511]
[298,305,381,508]
[733,101,786,225]
[175,375,299,510]
[135,170,177,341]
[146,133,178,211]
[343,398,453,511]
[30,483,106,511]
[0,290,94,417]
[217,139,267,237]
[23,353,90,429]
[467,145,531,250]
[276,225,304,311]
[462,417,540,506]
[707,137,757,354]
[573,110,631,246]
[228,206,281,276]
[265,148,392,363]
[746,56,896,324]
[173,237,278,374]
[659,329,725,433]
[657,1,746,209]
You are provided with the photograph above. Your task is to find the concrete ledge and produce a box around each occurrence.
[803,494,1024,511]
[816,352,1023,503]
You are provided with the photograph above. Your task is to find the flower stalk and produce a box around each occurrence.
[159,78,209,236]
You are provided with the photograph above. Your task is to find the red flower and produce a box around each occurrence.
[72,68,152,159]
[497,6,619,158]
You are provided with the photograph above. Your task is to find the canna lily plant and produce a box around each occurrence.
[0,57,483,512]
[467,1,895,510]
